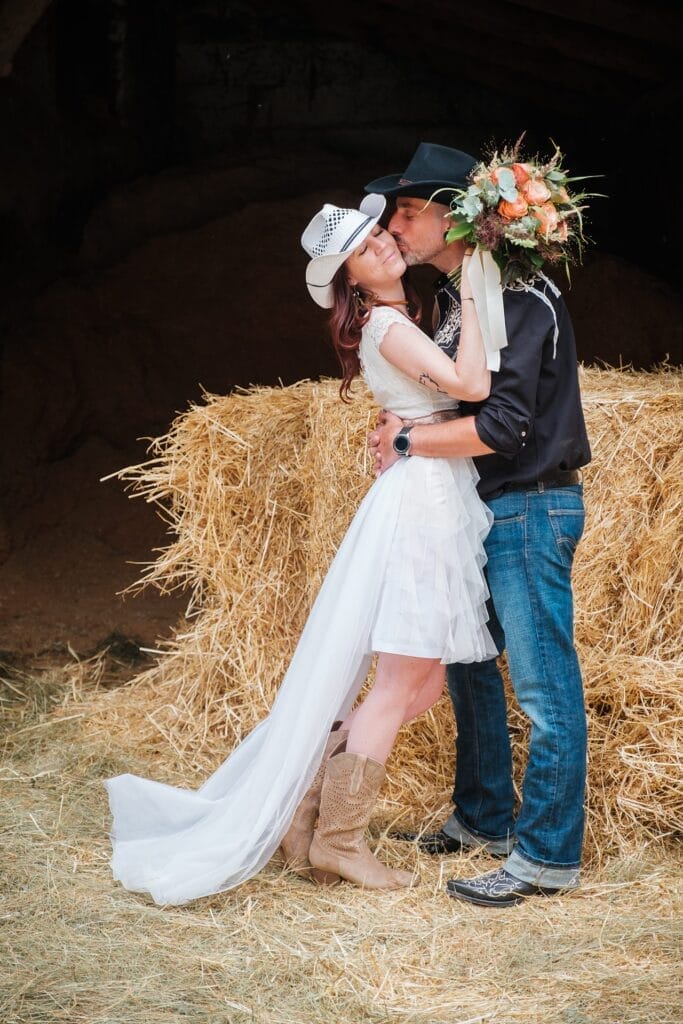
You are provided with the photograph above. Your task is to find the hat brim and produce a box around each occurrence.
[305,194,386,308]
[305,252,352,307]
[364,174,465,203]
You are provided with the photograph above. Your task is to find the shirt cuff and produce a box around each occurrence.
[475,410,531,458]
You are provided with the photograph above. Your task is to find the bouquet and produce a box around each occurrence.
[445,137,598,287]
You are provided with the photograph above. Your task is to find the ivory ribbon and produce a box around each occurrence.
[465,246,508,372]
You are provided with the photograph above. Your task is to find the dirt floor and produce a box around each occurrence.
[0,464,188,662]
[0,364,227,669]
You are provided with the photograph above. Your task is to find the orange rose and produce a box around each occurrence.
[512,162,532,186]
[553,185,570,204]
[523,179,552,204]
[498,196,529,219]
[533,202,560,235]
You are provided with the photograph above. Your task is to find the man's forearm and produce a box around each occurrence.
[409,415,495,458]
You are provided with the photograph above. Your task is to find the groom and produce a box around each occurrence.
[365,143,591,907]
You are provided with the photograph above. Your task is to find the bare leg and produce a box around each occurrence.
[345,653,441,764]
[342,661,445,735]
[311,654,439,890]
[402,662,445,723]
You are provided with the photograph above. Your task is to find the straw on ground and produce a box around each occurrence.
[2,365,682,1023]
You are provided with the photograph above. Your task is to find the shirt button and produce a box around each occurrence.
[521,430,527,437]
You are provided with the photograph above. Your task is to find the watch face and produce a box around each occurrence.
[393,431,410,454]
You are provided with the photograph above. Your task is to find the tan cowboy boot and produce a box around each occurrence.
[309,751,418,889]
[280,723,348,883]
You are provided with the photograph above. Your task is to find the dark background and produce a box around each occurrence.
[1,0,681,658]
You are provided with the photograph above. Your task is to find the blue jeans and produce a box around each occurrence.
[445,484,587,888]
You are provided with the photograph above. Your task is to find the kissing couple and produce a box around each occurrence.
[106,141,590,910]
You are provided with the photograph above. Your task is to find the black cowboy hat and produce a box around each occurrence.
[365,142,478,203]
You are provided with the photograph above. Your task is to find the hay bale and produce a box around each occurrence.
[81,367,682,861]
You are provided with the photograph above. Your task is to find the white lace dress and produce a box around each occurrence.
[106,305,495,905]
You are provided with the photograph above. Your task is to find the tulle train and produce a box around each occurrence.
[106,455,494,905]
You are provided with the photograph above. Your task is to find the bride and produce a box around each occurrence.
[106,194,496,905]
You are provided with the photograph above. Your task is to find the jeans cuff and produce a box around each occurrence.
[442,812,515,857]
[505,848,580,889]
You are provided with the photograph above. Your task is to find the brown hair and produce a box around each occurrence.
[328,268,422,402]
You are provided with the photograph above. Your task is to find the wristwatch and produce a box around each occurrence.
[392,425,414,456]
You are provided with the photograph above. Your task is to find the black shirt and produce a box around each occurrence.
[434,271,592,501]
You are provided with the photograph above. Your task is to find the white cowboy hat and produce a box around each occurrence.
[301,194,386,308]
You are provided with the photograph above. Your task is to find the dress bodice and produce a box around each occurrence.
[359,306,459,419]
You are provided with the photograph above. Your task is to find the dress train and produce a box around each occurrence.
[106,453,494,905]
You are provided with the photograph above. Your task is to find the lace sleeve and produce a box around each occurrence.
[363,306,418,353]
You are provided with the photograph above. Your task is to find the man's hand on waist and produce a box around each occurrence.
[368,411,495,473]
[368,409,403,477]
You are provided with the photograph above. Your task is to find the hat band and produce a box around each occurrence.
[340,214,373,253]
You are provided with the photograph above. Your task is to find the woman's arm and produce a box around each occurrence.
[379,258,490,402]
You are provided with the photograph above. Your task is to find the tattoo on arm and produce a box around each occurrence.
[418,372,447,394]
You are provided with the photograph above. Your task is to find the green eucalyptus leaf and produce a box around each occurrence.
[504,215,537,238]
[519,215,540,232]
[497,168,518,202]
[481,179,499,205]
[446,222,473,243]
[463,194,483,218]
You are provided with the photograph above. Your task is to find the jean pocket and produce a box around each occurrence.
[491,511,526,525]
[547,509,585,568]
[486,511,526,569]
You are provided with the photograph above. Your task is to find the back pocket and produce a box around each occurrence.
[548,508,585,569]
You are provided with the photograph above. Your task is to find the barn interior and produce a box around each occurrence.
[1,0,681,659]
